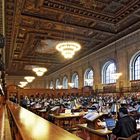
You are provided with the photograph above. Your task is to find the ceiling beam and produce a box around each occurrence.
[21,14,115,35]
[12,58,62,64]
[43,0,114,21]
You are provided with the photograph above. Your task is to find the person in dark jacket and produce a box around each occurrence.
[112,107,137,138]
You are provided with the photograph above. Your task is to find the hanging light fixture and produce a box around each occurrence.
[57,85,62,89]
[56,41,81,59]
[19,81,28,87]
[32,67,47,76]
[68,82,74,88]
[18,84,25,88]
[111,73,122,80]
[50,86,53,89]
[56,3,81,59]
[24,76,35,83]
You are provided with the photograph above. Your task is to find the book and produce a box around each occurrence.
[83,112,99,121]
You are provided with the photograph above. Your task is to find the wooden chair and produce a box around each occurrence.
[117,132,140,140]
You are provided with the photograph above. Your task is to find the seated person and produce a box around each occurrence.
[51,104,65,114]
[58,104,65,113]
[112,107,137,139]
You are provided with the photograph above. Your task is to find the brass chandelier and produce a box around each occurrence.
[32,67,47,76]
[56,3,81,59]
[56,41,81,59]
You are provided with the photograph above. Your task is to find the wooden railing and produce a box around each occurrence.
[7,101,82,140]
[0,98,12,140]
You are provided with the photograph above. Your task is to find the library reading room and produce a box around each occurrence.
[0,0,140,140]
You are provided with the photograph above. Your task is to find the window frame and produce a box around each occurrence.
[130,51,140,80]
[62,76,68,89]
[50,81,54,89]
[72,72,79,88]
[55,79,60,89]
[102,60,117,84]
[84,68,94,86]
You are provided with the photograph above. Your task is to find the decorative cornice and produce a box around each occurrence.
[44,0,140,24]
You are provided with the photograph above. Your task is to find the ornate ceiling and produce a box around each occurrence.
[5,0,140,76]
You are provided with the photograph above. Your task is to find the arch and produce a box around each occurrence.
[84,68,93,86]
[130,50,140,80]
[62,76,68,89]
[55,78,60,89]
[102,60,117,84]
[71,72,79,88]
[50,81,54,89]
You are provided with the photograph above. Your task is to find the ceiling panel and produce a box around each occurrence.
[5,0,140,76]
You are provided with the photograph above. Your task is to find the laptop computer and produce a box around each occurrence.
[137,107,140,113]
[105,118,116,130]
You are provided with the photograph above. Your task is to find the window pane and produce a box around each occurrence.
[50,81,53,89]
[72,73,79,88]
[63,77,68,89]
[84,69,93,86]
[134,55,140,80]
[103,62,116,84]
[56,79,60,89]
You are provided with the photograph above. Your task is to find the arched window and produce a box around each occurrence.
[84,68,93,86]
[55,79,60,89]
[130,51,140,80]
[72,73,79,88]
[102,61,117,84]
[50,81,54,89]
[62,76,68,89]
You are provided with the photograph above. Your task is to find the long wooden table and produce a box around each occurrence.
[50,112,87,119]
[50,112,87,130]
[77,123,140,140]
[7,101,82,140]
[77,124,112,140]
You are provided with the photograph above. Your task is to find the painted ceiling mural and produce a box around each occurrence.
[5,0,140,76]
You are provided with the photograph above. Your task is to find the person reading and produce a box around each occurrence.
[112,107,137,139]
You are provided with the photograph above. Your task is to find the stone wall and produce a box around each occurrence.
[6,30,140,90]
[46,29,140,90]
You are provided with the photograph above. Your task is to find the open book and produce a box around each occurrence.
[83,112,101,121]
[50,106,60,111]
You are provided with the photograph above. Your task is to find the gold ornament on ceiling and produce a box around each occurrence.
[80,0,96,8]
[36,40,59,54]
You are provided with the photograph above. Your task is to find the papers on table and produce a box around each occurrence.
[83,112,100,121]
[65,109,71,114]
[51,106,60,111]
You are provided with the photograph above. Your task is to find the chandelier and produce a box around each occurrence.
[19,81,28,88]
[18,85,24,88]
[57,85,62,89]
[111,73,122,80]
[68,82,74,88]
[24,76,35,83]
[56,5,81,59]
[56,41,81,59]
[32,67,47,76]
